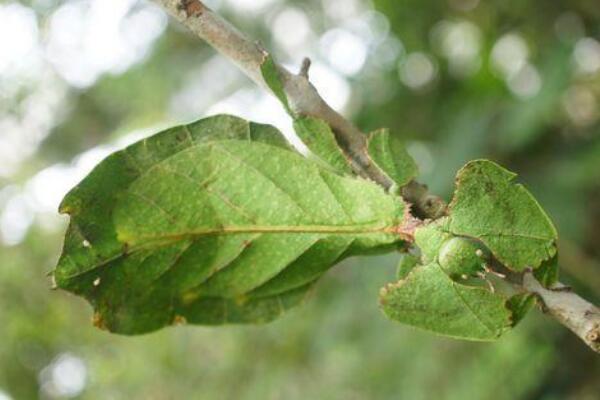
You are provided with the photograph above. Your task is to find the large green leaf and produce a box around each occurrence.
[380,262,512,341]
[448,160,557,271]
[56,115,290,285]
[54,115,407,334]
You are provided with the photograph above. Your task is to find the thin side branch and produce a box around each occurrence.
[155,0,599,353]
[299,57,311,79]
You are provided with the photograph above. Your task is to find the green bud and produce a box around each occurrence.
[438,237,486,279]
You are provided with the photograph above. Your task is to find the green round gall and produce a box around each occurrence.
[438,237,485,279]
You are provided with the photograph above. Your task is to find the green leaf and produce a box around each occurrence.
[396,253,419,280]
[175,283,314,326]
[293,116,353,174]
[56,115,290,286]
[448,160,557,271]
[506,293,536,327]
[367,128,417,190]
[261,56,354,176]
[380,262,512,341]
[260,54,291,114]
[249,235,353,298]
[413,217,451,264]
[533,253,559,288]
[54,115,407,334]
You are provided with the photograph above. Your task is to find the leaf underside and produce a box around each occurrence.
[380,262,512,341]
[54,115,406,335]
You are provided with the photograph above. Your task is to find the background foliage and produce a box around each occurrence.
[1,0,599,398]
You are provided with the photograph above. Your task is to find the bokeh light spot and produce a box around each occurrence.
[399,52,437,90]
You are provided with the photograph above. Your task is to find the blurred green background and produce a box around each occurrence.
[1,0,599,398]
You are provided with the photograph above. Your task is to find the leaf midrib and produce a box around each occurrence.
[59,222,399,282]
[120,222,398,243]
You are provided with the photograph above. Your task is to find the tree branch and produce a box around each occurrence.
[522,272,600,353]
[156,0,391,185]
[154,0,599,353]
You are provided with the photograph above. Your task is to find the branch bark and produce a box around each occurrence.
[154,0,599,353]
[522,272,600,352]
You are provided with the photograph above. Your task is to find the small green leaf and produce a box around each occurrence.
[367,129,417,190]
[448,160,557,271]
[380,262,512,341]
[533,253,559,288]
[382,160,553,338]
[260,54,292,114]
[54,115,407,334]
[261,56,354,176]
[506,293,536,327]
[396,253,419,280]
[293,116,353,174]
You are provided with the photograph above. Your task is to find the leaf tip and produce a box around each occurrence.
[58,199,77,215]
